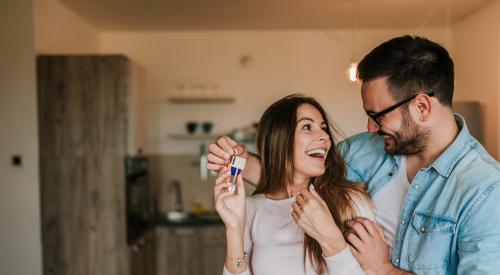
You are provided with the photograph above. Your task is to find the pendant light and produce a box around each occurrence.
[347,0,360,83]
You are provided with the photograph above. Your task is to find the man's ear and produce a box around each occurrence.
[413,94,432,122]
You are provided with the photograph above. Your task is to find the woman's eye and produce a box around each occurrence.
[301,124,311,130]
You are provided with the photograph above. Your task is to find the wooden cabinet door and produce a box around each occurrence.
[156,227,200,275]
[199,226,226,275]
[129,243,144,275]
[130,230,156,275]
[37,55,129,159]
[156,226,226,275]
[144,230,157,275]
[38,55,130,275]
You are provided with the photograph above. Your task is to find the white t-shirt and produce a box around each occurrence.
[371,156,409,249]
[223,192,375,275]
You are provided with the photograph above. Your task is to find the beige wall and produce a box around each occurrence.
[453,0,500,159]
[100,29,450,155]
[33,0,99,53]
[0,0,42,274]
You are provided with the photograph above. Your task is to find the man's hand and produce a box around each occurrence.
[207,136,248,172]
[346,217,405,275]
[206,136,261,186]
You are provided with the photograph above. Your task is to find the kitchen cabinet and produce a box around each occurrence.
[130,229,156,275]
[156,225,226,275]
[199,226,227,275]
[37,55,144,275]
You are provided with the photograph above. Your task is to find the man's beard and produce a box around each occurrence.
[379,110,430,155]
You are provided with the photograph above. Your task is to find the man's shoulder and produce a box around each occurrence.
[339,132,386,161]
[452,141,500,187]
[438,141,500,215]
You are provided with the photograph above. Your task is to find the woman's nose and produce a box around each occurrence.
[318,129,329,142]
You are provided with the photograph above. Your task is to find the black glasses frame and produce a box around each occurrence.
[367,92,435,127]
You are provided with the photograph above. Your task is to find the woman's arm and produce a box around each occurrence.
[224,227,249,274]
[223,219,253,275]
[323,193,377,275]
[213,168,252,274]
[292,185,347,256]
[293,186,370,275]
[207,136,261,186]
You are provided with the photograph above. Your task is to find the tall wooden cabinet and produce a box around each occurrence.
[37,55,141,275]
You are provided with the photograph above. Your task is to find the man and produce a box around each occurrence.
[207,35,500,274]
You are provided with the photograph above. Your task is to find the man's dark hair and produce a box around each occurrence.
[357,35,454,107]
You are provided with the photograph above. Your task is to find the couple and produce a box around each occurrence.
[209,35,500,275]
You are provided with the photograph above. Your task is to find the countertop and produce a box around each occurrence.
[128,212,225,244]
[155,212,224,228]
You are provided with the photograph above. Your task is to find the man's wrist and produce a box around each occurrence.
[366,262,411,275]
[242,153,261,186]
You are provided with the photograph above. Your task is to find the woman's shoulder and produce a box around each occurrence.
[247,193,266,203]
[246,194,266,213]
[347,190,376,221]
[245,194,266,226]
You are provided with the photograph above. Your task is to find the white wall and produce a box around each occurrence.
[33,0,99,53]
[0,0,42,274]
[100,29,450,155]
[453,0,500,159]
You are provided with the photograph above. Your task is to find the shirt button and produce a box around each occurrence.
[401,220,406,225]
[420,227,426,232]
[388,172,394,177]
[395,258,400,263]
[414,185,419,189]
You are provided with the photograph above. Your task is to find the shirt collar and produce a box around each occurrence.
[430,114,471,177]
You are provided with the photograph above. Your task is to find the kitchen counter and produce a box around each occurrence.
[128,213,227,275]
[155,213,224,228]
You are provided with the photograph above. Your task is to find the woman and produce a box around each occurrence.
[214,94,374,275]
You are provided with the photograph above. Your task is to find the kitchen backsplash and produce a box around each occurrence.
[148,154,256,215]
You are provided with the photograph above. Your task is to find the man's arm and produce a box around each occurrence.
[456,182,500,274]
[207,136,262,187]
[241,152,261,186]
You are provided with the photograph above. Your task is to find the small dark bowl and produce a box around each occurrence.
[201,121,213,134]
[186,122,198,134]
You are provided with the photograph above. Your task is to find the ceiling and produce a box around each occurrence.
[59,0,494,31]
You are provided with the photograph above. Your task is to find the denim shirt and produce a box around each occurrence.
[339,115,500,275]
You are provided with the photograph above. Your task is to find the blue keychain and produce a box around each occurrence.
[227,155,246,194]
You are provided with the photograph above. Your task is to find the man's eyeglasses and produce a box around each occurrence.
[366,92,435,127]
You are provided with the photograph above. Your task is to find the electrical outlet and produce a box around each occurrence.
[12,155,22,167]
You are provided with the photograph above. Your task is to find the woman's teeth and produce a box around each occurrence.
[307,149,326,158]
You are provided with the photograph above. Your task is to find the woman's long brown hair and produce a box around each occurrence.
[253,94,369,274]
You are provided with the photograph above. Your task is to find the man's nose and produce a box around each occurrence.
[367,119,379,133]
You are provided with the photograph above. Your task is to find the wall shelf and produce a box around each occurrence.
[168,96,234,104]
[169,134,220,141]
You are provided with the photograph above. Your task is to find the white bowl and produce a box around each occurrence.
[166,210,188,222]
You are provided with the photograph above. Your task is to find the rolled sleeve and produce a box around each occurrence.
[457,182,500,274]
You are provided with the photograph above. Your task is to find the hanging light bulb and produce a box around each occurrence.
[346,0,360,83]
[346,62,358,82]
